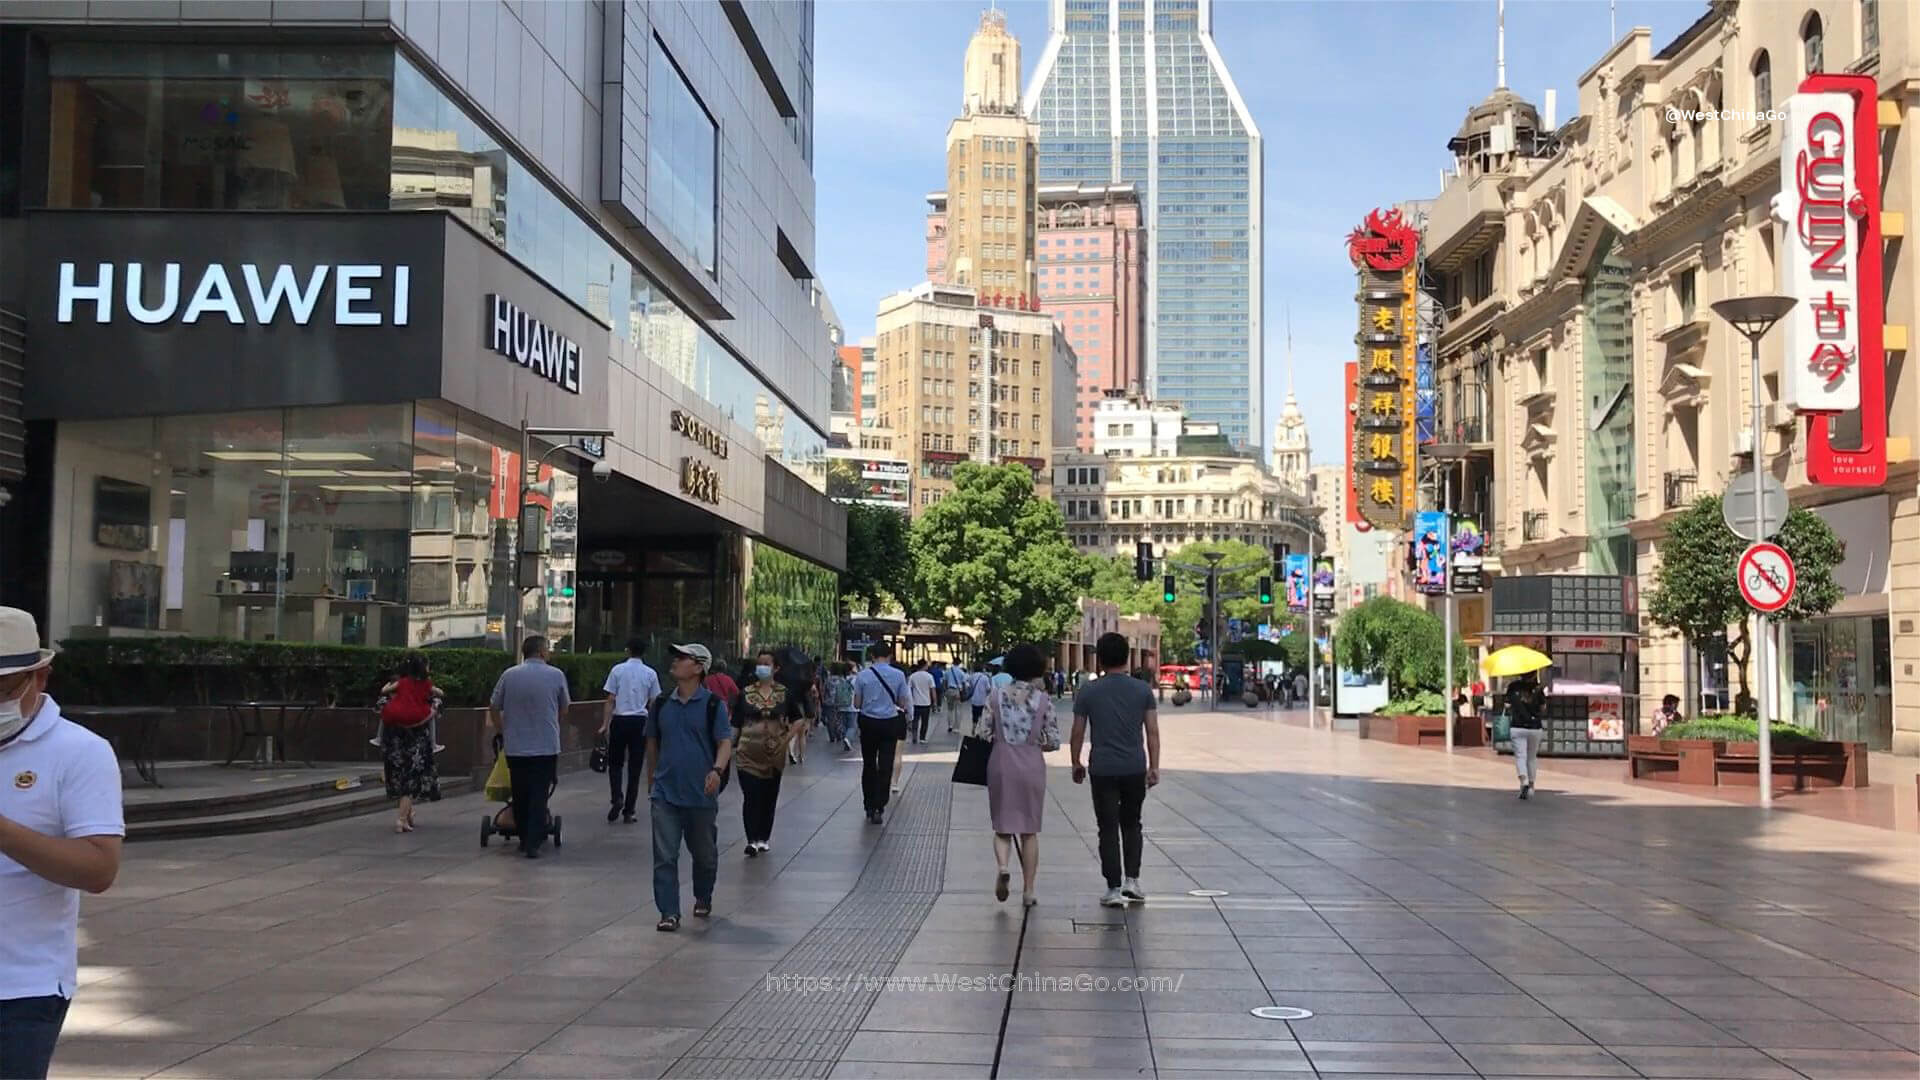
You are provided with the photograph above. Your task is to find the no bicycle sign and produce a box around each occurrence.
[1738,542,1795,614]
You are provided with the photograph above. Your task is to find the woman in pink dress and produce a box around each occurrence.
[985,644,1059,908]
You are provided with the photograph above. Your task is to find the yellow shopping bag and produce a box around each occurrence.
[484,753,512,802]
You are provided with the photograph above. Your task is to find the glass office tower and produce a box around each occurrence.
[1025,0,1263,450]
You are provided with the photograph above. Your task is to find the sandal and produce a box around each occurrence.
[692,900,712,919]
[656,915,680,932]
[995,871,1010,903]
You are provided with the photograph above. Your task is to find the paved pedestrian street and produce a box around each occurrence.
[55,708,1920,1079]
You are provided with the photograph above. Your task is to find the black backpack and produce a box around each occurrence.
[650,693,731,794]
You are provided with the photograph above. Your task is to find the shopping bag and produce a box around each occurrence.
[1492,708,1512,744]
[952,735,991,786]
[484,753,512,802]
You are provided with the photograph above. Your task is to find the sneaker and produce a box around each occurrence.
[1100,886,1126,908]
[758,840,772,854]
[890,784,902,796]
[368,735,382,748]
[745,843,760,858]
[842,738,853,751]
[1518,783,1530,800]
[622,813,637,825]
[608,806,621,823]
[433,744,447,753]
[1120,878,1146,902]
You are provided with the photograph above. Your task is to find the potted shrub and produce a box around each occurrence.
[1335,598,1472,746]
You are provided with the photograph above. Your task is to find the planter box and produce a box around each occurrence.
[1627,734,1867,789]
[1358,714,1444,746]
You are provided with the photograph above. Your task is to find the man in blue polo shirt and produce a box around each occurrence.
[643,643,732,931]
[851,642,909,824]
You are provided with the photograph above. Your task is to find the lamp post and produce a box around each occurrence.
[1709,294,1795,809]
[506,423,614,654]
[1424,445,1469,751]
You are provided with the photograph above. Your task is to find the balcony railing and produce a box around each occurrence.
[1663,469,1698,511]
[1523,510,1549,542]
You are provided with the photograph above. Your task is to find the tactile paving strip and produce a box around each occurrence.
[665,769,953,1077]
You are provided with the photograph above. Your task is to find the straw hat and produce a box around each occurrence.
[0,608,53,678]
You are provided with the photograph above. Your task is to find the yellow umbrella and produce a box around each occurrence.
[1482,645,1552,677]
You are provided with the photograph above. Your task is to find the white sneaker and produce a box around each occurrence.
[758,840,771,854]
[1120,878,1146,902]
[1099,886,1126,908]
[368,736,381,747]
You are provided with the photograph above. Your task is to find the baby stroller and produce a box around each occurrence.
[478,735,563,849]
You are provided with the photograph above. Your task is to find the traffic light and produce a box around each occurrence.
[1258,576,1273,605]
[1272,542,1287,581]
[1161,574,1176,604]
[1134,541,1154,582]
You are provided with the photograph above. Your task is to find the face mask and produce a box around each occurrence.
[0,694,29,744]
[755,665,774,681]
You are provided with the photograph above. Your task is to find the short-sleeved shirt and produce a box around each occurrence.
[968,672,991,706]
[0,696,124,1000]
[603,658,662,717]
[1074,672,1157,777]
[908,670,936,708]
[854,663,909,719]
[490,659,570,756]
[645,686,734,809]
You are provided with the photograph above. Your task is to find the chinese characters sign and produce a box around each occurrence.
[1349,209,1419,529]
[1776,91,1862,413]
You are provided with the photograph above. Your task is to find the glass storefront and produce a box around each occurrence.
[1583,231,1636,576]
[52,404,578,650]
[574,537,743,666]
[1790,616,1893,750]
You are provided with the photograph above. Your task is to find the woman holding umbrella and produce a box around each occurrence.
[1485,646,1551,800]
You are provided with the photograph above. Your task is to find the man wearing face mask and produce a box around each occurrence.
[0,608,124,1080]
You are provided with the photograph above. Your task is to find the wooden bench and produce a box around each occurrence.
[1626,735,1867,789]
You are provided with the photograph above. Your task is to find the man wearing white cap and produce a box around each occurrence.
[0,608,123,1080]
[643,643,732,932]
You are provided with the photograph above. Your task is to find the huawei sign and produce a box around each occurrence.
[1346,207,1419,272]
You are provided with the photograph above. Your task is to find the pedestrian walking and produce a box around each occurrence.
[907,660,936,744]
[1505,671,1546,799]
[487,635,570,859]
[704,660,740,705]
[599,638,661,825]
[824,662,855,750]
[1070,633,1159,908]
[644,643,733,931]
[984,644,1058,908]
[733,650,805,855]
[377,652,442,833]
[0,608,124,1080]
[1292,671,1308,708]
[967,663,991,734]
[851,642,909,824]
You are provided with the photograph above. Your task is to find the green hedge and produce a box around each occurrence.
[51,638,615,710]
[1662,716,1824,745]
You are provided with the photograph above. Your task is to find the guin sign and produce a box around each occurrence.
[1774,91,1865,414]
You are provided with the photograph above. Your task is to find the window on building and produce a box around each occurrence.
[1676,268,1697,324]
[648,35,720,274]
[1752,49,1773,113]
[1802,13,1824,74]
[1863,0,1880,53]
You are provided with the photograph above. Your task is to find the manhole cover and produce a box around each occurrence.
[1188,889,1230,897]
[1250,1006,1314,1020]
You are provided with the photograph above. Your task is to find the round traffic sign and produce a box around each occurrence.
[1738,542,1795,613]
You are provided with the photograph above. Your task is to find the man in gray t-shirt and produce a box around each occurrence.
[489,635,571,858]
[1070,633,1160,909]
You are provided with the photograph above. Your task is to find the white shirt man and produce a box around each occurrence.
[599,642,662,823]
[0,608,123,1080]
[907,667,935,709]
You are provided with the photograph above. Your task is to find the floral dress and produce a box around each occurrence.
[378,685,442,802]
[985,681,1058,835]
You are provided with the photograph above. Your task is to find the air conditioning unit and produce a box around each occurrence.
[1734,427,1755,456]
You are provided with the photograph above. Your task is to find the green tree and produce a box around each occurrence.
[1333,595,1470,708]
[912,463,1091,652]
[1646,494,1843,702]
[840,502,914,618]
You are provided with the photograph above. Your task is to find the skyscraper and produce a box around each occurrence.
[1025,0,1264,450]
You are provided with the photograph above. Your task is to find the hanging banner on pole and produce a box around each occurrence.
[1284,554,1310,612]
[1450,519,1486,593]
[1312,556,1336,614]
[1411,511,1448,595]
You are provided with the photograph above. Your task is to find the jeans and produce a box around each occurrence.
[913,705,931,742]
[738,770,783,843]
[1089,773,1147,888]
[606,715,647,816]
[506,753,558,853]
[651,800,719,917]
[1511,727,1543,785]
[0,994,71,1080]
[858,717,899,813]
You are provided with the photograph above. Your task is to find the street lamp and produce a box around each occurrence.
[1710,294,1795,808]
[506,423,615,654]
[1424,444,1470,752]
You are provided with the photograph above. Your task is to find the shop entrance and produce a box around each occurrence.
[1790,616,1893,750]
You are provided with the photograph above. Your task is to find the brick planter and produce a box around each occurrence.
[1358,714,1443,746]
[1627,734,1867,789]
[1626,735,1721,785]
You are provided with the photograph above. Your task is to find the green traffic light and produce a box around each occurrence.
[561,587,575,598]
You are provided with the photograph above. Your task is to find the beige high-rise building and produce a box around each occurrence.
[942,9,1039,303]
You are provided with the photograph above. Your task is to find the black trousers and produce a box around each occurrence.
[857,717,899,813]
[1089,772,1147,888]
[506,753,558,854]
[737,770,783,843]
[606,715,647,815]
[913,705,932,741]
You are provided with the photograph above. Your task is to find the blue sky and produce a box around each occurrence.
[813,0,1698,464]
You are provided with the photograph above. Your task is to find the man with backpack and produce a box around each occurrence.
[643,643,733,931]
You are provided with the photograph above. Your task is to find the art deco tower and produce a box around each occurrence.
[942,9,1040,303]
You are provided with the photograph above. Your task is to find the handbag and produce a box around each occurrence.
[484,752,512,802]
[1492,707,1512,744]
[952,734,991,786]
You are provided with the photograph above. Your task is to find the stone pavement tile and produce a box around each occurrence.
[1282,1014,1442,1042]
[1608,1045,1803,1078]
[1399,993,1554,1018]
[1298,1039,1474,1074]
[839,1030,999,1065]
[150,1043,363,1079]
[48,1038,213,1079]
[1361,953,1496,975]
[829,1064,992,1079]
[489,973,632,1000]
[493,1053,676,1079]
[532,1023,705,1058]
[994,1069,1151,1080]
[1567,1016,1747,1047]
[1132,947,1258,970]
[321,1048,519,1078]
[1763,1048,1920,1079]
[1757,974,1918,1000]
[354,969,501,999]
[1343,938,1469,956]
[1859,1022,1920,1051]
[1504,973,1646,996]
[1141,989,1277,1014]
[1424,1016,1595,1045]
[1154,1072,1315,1079]
[575,996,749,1029]
[1447,1044,1635,1077]
[1634,974,1785,997]
[1246,991,1415,1016]
[1664,994,1821,1021]
[1147,1010,1302,1039]
[1250,952,1378,974]
[1019,946,1143,971]
[996,1034,1154,1069]
[1599,954,1739,977]
[380,1019,566,1054]
[1260,969,1394,994]
[1712,1018,1903,1049]
[857,992,1008,1033]
[103,1005,279,1044]
[1814,995,1920,1021]
[1017,986,1147,1011]
[1229,933,1357,951]
[1152,1036,1313,1072]
[1377,971,1516,995]
[297,991,465,1021]
[1005,1008,1148,1037]
[434,989,599,1025]
[1474,953,1617,976]
[233,1014,419,1049]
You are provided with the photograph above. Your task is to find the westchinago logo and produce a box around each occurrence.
[1664,106,1785,126]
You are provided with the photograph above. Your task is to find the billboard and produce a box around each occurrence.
[1347,207,1419,528]
[1313,556,1336,614]
[828,455,910,509]
[1284,553,1310,612]
[1411,511,1448,595]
